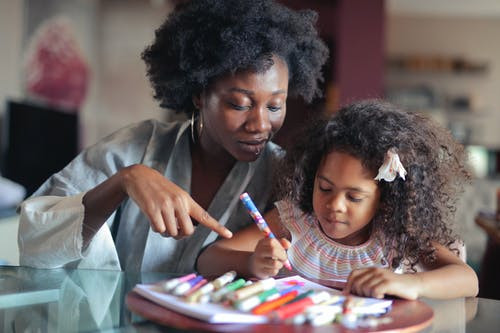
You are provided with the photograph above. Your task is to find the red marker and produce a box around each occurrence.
[270,291,331,320]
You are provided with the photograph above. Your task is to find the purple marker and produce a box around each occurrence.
[173,275,203,296]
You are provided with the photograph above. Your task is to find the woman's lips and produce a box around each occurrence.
[238,139,267,154]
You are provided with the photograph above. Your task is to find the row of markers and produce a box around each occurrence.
[159,271,390,327]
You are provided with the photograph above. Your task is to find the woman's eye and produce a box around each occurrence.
[319,186,331,192]
[267,105,282,112]
[229,102,250,111]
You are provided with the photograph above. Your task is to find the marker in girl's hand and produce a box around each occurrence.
[239,192,292,271]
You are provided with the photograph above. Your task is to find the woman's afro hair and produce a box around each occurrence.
[142,0,329,116]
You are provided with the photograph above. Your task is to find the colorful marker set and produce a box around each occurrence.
[158,272,391,327]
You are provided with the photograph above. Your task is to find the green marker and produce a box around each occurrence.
[285,289,315,305]
[234,287,280,311]
[210,278,246,302]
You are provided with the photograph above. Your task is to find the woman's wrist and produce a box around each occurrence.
[118,164,139,197]
[82,169,130,238]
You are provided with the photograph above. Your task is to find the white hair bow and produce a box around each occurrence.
[374,148,407,182]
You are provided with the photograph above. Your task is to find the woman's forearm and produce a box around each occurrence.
[82,169,128,247]
[197,245,254,278]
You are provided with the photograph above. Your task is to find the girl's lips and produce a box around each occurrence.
[324,217,347,225]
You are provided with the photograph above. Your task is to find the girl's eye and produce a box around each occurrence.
[267,105,282,112]
[347,194,363,203]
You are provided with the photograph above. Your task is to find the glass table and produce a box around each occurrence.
[0,266,498,332]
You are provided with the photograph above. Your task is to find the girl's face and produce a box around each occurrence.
[195,55,288,162]
[312,151,380,246]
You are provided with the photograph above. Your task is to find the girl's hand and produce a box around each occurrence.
[119,164,232,239]
[249,237,291,279]
[344,267,421,300]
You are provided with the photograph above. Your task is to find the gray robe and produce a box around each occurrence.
[18,119,281,272]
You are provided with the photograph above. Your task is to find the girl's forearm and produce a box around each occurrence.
[197,245,254,278]
[416,263,479,299]
[82,170,128,247]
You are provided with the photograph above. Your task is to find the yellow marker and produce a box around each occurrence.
[185,271,236,303]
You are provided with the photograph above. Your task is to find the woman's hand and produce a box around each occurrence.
[120,164,232,239]
[249,237,291,279]
[343,267,421,300]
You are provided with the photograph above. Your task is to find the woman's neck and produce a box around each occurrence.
[190,141,236,210]
[191,140,236,175]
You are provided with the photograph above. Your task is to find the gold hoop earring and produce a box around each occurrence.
[190,112,196,143]
[198,113,203,139]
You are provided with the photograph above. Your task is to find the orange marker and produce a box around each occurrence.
[251,290,299,315]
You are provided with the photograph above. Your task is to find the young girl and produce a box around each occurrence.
[197,100,479,300]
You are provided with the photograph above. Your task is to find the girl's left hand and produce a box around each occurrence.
[343,267,421,300]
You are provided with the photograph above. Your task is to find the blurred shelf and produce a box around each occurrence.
[387,55,489,75]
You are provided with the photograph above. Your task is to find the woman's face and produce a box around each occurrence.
[195,56,288,162]
[312,151,381,246]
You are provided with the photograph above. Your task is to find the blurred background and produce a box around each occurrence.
[1,0,499,297]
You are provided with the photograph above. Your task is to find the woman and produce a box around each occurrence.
[18,0,328,272]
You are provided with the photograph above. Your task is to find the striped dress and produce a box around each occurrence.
[275,200,393,281]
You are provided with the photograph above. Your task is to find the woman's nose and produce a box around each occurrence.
[244,106,271,133]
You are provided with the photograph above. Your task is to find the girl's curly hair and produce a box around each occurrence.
[141,0,329,116]
[279,100,471,270]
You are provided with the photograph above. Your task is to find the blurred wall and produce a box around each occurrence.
[93,0,173,147]
[0,0,24,117]
[386,15,500,148]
